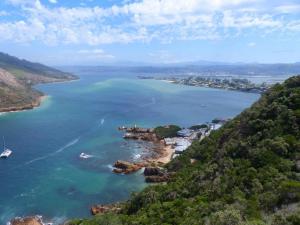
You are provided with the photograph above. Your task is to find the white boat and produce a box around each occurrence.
[0,149,12,158]
[79,152,92,159]
[0,137,13,159]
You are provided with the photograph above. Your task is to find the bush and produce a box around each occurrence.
[154,125,181,139]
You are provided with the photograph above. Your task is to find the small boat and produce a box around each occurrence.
[79,152,92,159]
[0,137,13,159]
[0,149,12,158]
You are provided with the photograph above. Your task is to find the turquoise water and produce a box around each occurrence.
[0,68,259,224]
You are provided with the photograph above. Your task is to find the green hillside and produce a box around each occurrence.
[0,52,77,112]
[69,75,300,225]
[0,52,74,80]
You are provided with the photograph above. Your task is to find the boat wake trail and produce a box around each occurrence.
[23,137,80,166]
[25,155,49,165]
[55,138,79,154]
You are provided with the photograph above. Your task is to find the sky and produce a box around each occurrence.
[0,0,300,65]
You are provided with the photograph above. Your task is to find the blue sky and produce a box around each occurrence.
[0,0,300,65]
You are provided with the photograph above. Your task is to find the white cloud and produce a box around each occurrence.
[49,0,57,3]
[275,4,300,14]
[0,0,300,45]
[0,11,9,16]
[78,48,115,59]
[248,42,256,47]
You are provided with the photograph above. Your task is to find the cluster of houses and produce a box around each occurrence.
[139,76,269,94]
[165,119,229,158]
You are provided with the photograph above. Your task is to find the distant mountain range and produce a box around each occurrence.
[78,60,300,76]
[0,52,77,112]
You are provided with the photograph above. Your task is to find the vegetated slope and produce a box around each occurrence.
[0,52,75,80]
[70,75,300,225]
[0,52,77,112]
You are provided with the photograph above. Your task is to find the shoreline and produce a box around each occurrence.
[0,95,48,114]
[147,144,174,165]
[0,76,78,114]
[140,77,268,94]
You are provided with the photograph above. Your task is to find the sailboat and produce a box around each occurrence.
[0,136,12,159]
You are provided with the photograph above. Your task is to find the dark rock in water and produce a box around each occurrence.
[144,167,163,176]
[123,132,158,142]
[10,216,43,225]
[114,160,133,169]
[113,160,145,174]
[120,126,159,142]
[113,168,124,173]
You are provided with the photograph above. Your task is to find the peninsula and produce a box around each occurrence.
[139,75,270,93]
[0,52,77,112]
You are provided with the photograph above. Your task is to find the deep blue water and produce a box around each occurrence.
[0,68,259,224]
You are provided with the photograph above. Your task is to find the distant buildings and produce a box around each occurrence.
[166,119,228,158]
[177,128,193,137]
[138,75,270,94]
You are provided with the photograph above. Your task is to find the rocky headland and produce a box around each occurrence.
[9,216,44,225]
[0,52,78,113]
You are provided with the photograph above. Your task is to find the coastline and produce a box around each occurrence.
[0,76,78,114]
[147,144,174,165]
[0,95,48,114]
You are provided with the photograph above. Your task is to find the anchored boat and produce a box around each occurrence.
[0,136,12,159]
[79,152,92,159]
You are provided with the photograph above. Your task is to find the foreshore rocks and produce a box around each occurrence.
[119,126,159,142]
[143,167,164,176]
[114,126,177,182]
[90,204,121,215]
[113,160,146,174]
[9,216,43,225]
[0,96,43,113]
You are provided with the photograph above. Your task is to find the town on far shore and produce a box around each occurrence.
[138,75,270,93]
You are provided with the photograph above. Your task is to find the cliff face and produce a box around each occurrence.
[0,52,77,112]
[68,76,300,225]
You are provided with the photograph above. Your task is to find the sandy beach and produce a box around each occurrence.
[151,144,174,164]
[145,145,175,165]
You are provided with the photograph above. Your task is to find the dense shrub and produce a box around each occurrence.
[69,76,300,225]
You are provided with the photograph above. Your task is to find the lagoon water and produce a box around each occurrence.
[0,68,259,224]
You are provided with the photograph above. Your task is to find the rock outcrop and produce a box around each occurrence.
[113,160,146,174]
[144,167,176,183]
[144,167,164,176]
[91,204,121,215]
[10,216,43,225]
[123,132,158,142]
[120,126,159,142]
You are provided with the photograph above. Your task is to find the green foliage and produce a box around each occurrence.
[154,125,181,139]
[189,124,208,130]
[0,52,76,79]
[71,76,300,225]
[0,52,77,111]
